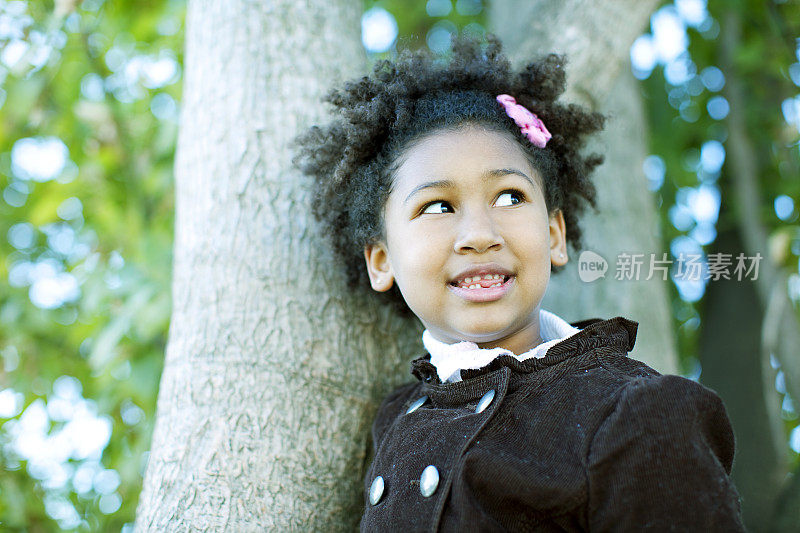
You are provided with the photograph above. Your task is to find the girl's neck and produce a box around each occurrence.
[474,318,543,355]
[426,309,544,356]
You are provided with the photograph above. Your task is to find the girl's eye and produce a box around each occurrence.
[421,201,453,214]
[495,191,524,207]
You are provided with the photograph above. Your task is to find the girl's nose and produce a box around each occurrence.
[453,209,505,254]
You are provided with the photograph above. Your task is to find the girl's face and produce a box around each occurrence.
[364,125,568,354]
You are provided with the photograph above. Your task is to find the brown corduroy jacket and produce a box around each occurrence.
[359,317,746,532]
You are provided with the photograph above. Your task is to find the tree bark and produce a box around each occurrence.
[699,223,786,531]
[135,1,422,530]
[489,0,660,107]
[491,0,678,373]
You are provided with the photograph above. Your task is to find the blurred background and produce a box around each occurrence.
[0,0,798,530]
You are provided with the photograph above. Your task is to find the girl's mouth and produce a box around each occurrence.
[447,275,514,303]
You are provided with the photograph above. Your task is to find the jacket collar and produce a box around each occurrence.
[410,316,638,385]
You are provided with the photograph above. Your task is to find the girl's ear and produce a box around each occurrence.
[364,242,395,292]
[549,209,569,267]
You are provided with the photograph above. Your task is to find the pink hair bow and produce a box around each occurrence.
[496,94,551,148]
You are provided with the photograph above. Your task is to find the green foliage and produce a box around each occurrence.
[0,0,183,529]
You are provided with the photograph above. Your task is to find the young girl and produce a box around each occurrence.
[295,34,745,532]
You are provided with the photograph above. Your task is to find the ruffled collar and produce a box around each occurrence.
[422,309,581,383]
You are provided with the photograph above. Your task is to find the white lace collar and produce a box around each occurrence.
[421,309,580,383]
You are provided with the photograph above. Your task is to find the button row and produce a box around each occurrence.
[369,465,440,505]
[405,389,496,416]
[369,389,497,506]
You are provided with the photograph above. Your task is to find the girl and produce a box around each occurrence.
[295,34,745,532]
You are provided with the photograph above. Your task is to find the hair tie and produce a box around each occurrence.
[496,94,551,148]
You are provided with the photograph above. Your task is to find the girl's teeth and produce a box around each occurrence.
[459,274,506,285]
[456,275,510,288]
[463,282,503,289]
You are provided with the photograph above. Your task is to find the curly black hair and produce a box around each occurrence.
[293,33,605,316]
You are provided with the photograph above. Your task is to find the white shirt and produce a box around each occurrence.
[422,309,581,383]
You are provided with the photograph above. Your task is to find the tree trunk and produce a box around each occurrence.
[135,1,422,530]
[490,0,660,106]
[491,0,678,373]
[698,223,786,531]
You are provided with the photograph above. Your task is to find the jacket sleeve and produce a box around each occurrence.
[587,374,746,531]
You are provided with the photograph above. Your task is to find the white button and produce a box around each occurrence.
[406,395,428,414]
[475,389,495,414]
[420,465,439,497]
[369,475,384,505]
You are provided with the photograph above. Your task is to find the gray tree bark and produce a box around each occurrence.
[135,1,421,530]
[492,0,678,373]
